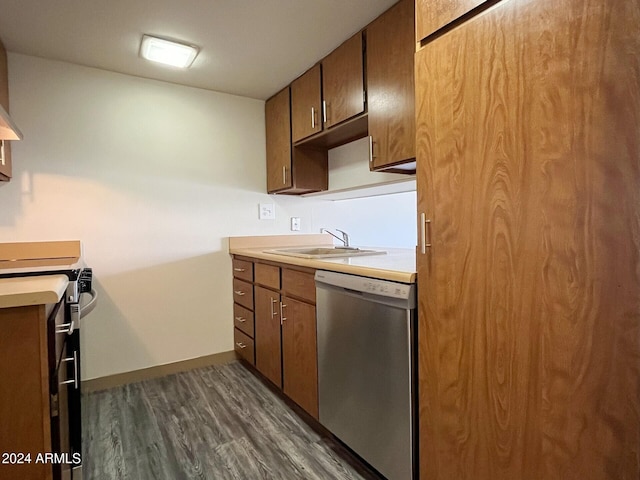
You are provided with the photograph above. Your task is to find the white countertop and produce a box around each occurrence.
[0,274,69,308]
[229,235,416,283]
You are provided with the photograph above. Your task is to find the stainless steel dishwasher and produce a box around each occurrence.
[315,270,417,480]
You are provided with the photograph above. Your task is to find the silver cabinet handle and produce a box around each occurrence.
[270,297,278,319]
[280,302,287,325]
[235,316,246,323]
[234,290,246,296]
[282,165,287,184]
[420,213,432,254]
[235,342,247,349]
[233,267,245,272]
[322,100,327,123]
[369,136,376,164]
[60,350,79,389]
[56,320,75,335]
[311,107,316,129]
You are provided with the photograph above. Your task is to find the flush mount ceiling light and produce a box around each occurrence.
[140,35,199,68]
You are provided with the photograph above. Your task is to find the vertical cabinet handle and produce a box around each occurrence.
[368,136,376,164]
[282,165,287,185]
[420,213,432,254]
[322,100,328,124]
[311,107,316,129]
[270,297,278,319]
[280,302,287,325]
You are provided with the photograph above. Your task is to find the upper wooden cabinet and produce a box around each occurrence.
[265,87,293,191]
[366,0,415,172]
[322,32,365,129]
[291,65,322,143]
[0,39,12,181]
[265,87,328,194]
[416,0,490,43]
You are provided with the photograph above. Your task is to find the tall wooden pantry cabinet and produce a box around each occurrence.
[415,0,640,479]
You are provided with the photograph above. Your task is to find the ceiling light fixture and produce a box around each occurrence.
[140,35,199,69]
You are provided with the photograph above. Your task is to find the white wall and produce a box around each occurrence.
[1,53,416,380]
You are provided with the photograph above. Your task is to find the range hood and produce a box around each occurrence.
[0,103,22,141]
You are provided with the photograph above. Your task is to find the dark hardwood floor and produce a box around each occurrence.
[83,361,381,480]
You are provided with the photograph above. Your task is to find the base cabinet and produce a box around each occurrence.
[231,257,319,418]
[0,300,77,480]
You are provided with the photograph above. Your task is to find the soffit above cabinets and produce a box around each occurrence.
[0,0,397,100]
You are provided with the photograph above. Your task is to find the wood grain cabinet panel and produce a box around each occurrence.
[254,263,280,290]
[282,296,318,419]
[265,88,293,192]
[233,303,254,338]
[291,65,322,143]
[234,328,255,365]
[367,0,415,171]
[232,258,253,282]
[281,268,315,303]
[254,285,282,387]
[416,0,489,42]
[232,278,253,310]
[415,0,640,479]
[322,33,365,129]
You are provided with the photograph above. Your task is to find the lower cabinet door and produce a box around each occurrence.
[234,328,255,365]
[254,286,282,386]
[281,296,318,419]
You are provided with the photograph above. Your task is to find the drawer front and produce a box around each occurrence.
[233,303,254,338]
[233,278,254,310]
[255,263,280,290]
[234,328,255,365]
[232,258,253,282]
[282,268,316,304]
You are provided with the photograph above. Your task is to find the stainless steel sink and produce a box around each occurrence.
[265,246,386,259]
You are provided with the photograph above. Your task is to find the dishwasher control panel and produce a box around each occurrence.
[315,270,415,301]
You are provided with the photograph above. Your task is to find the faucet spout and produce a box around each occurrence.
[321,228,352,248]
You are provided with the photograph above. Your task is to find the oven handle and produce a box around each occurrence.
[79,289,98,319]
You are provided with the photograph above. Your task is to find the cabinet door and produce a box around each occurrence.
[0,39,11,180]
[416,0,640,479]
[416,0,489,42]
[322,33,365,129]
[367,0,415,170]
[254,286,282,386]
[291,65,322,143]
[281,296,318,419]
[265,88,292,192]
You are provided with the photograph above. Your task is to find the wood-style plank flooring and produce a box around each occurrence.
[83,361,381,480]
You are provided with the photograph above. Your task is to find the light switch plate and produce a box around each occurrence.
[291,217,301,231]
[259,203,275,220]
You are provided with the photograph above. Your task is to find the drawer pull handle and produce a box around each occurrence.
[233,268,246,272]
[235,342,247,349]
[234,290,246,296]
[56,320,75,335]
[235,316,246,323]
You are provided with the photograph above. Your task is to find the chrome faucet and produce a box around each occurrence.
[321,228,353,248]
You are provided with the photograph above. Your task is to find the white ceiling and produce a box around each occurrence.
[0,0,398,100]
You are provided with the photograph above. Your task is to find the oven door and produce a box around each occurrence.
[49,299,82,480]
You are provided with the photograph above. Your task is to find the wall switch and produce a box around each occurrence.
[291,217,301,231]
[259,203,275,220]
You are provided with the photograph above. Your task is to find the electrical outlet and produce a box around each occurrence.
[291,217,301,231]
[259,203,275,220]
